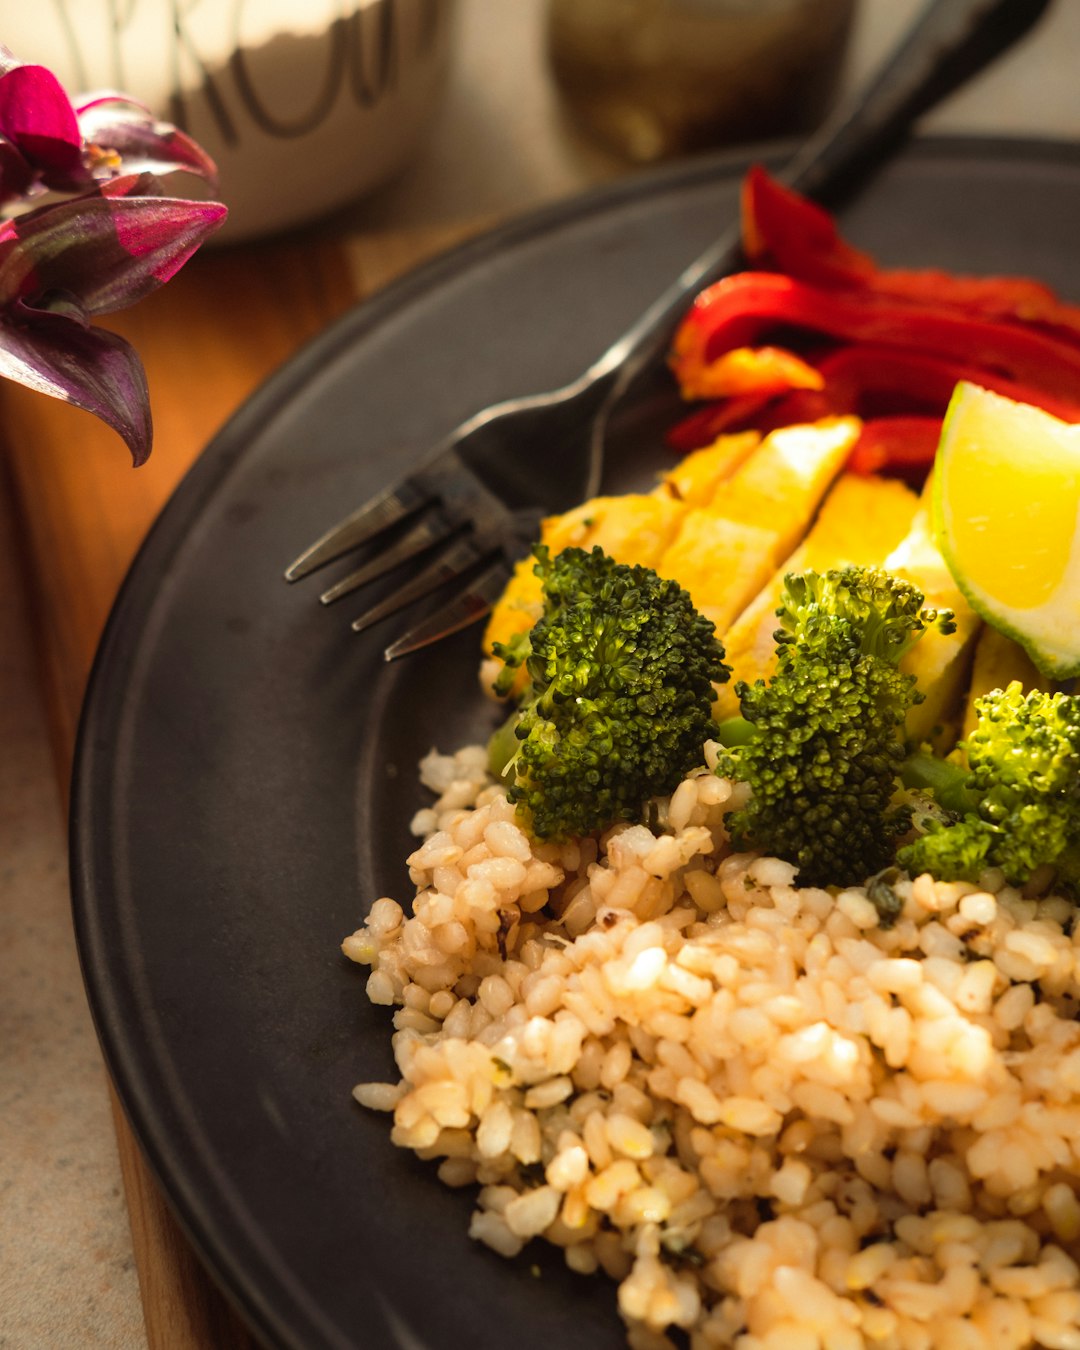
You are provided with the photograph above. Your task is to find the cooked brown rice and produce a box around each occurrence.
[342,742,1080,1349]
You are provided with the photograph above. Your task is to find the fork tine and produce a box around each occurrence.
[383,559,512,661]
[284,477,432,582]
[350,534,497,635]
[318,511,461,605]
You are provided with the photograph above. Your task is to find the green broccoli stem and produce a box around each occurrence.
[899,749,980,817]
[487,713,521,782]
[715,715,757,748]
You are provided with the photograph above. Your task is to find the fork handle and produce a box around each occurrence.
[589,0,1052,393]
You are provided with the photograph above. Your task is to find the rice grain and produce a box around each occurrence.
[343,744,1080,1348]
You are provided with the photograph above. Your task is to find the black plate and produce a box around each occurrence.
[72,137,1080,1350]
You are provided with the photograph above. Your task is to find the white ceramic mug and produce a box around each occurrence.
[4,0,456,240]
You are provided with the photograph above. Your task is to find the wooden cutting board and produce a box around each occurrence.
[1,217,482,1350]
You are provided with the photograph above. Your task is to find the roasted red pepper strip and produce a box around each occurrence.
[666,387,836,451]
[849,272,1080,348]
[671,169,1080,458]
[674,273,1080,402]
[847,416,944,477]
[666,393,776,451]
[749,389,837,434]
[816,344,1080,424]
[741,164,876,288]
[666,337,1080,453]
[743,166,1080,342]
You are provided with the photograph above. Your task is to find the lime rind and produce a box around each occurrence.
[932,382,1080,682]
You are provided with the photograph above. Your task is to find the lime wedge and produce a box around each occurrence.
[933,382,1080,679]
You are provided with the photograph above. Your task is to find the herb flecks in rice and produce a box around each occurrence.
[343,743,1080,1350]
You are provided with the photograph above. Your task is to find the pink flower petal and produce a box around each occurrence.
[0,63,84,187]
[0,180,227,314]
[76,94,219,186]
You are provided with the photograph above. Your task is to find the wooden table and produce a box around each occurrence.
[0,218,479,1350]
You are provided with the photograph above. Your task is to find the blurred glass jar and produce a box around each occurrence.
[2,0,457,241]
[547,0,856,163]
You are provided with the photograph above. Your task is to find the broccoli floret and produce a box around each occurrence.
[715,566,955,888]
[898,682,1080,892]
[488,544,729,840]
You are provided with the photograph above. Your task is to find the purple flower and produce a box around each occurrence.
[0,44,219,203]
[0,173,226,464]
[0,43,226,462]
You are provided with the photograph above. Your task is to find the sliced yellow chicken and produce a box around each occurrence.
[713,472,919,721]
[483,429,764,660]
[960,626,1053,743]
[657,511,782,633]
[713,418,861,535]
[482,491,686,658]
[658,429,761,507]
[656,416,861,632]
[573,491,685,565]
[482,417,860,693]
[884,474,982,750]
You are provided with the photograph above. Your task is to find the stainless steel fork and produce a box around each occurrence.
[285,0,1051,660]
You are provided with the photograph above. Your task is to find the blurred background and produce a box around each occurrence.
[341,0,1080,231]
[2,0,1076,240]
